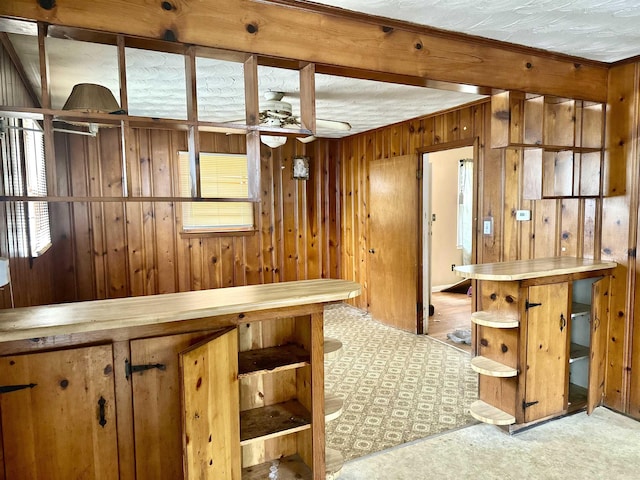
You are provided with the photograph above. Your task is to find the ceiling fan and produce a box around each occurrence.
[256,91,351,147]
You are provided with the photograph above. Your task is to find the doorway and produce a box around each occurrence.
[422,145,475,342]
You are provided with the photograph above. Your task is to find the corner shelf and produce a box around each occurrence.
[238,343,309,377]
[471,311,519,328]
[471,356,518,377]
[469,400,515,426]
[324,337,343,360]
[326,447,345,480]
[325,393,344,423]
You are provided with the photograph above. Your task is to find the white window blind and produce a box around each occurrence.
[1,118,51,257]
[178,152,254,231]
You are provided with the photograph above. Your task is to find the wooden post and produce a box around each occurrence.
[185,46,201,198]
[244,55,260,201]
[300,63,316,134]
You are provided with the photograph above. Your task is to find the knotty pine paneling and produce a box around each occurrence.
[4,128,339,306]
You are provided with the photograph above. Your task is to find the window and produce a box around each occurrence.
[178,151,254,232]
[1,118,51,257]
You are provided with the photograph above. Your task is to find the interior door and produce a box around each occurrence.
[524,282,569,422]
[369,154,420,333]
[180,327,240,480]
[0,345,119,480]
[587,276,611,414]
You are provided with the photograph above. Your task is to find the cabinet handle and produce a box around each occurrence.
[559,313,566,332]
[98,396,107,428]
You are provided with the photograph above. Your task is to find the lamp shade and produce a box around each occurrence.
[63,83,120,113]
[61,83,121,130]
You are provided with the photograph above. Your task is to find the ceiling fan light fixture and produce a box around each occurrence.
[260,135,287,148]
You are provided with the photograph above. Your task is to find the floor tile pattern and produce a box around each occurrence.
[324,304,478,461]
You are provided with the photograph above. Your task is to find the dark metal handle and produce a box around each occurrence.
[560,313,566,332]
[0,383,37,394]
[98,396,107,428]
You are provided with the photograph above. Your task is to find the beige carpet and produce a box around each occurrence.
[324,304,478,461]
[340,407,640,479]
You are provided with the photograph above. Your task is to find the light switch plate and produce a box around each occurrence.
[516,210,531,221]
[483,217,493,235]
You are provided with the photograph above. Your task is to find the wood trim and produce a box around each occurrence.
[0,0,608,101]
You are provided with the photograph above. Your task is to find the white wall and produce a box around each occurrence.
[429,146,473,289]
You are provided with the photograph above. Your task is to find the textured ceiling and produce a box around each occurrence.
[7,1,639,139]
[309,0,640,62]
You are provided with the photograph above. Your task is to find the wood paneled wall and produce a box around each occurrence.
[339,100,602,311]
[0,127,339,306]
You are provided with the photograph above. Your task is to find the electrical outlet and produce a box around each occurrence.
[516,210,531,221]
[451,264,455,271]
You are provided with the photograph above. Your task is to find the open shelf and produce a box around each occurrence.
[240,399,311,445]
[324,337,343,361]
[571,302,591,317]
[238,343,310,377]
[469,400,515,425]
[325,393,344,423]
[471,311,519,328]
[471,356,518,377]
[569,342,589,363]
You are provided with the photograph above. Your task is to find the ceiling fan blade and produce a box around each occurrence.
[297,136,316,143]
[316,118,351,131]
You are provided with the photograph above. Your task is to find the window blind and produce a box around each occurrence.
[178,152,254,230]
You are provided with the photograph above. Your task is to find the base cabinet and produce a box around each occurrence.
[459,258,615,431]
[0,345,119,480]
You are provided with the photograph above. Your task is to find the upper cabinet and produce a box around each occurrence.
[490,91,605,200]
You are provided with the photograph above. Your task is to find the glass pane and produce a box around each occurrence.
[196,57,245,124]
[126,47,187,119]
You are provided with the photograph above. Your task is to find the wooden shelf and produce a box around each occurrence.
[324,337,343,361]
[242,453,311,479]
[499,143,601,153]
[571,302,591,317]
[240,400,311,445]
[471,356,518,377]
[326,447,345,480]
[569,343,589,363]
[469,400,515,425]
[238,343,309,377]
[325,393,344,423]
[568,382,588,409]
[471,311,519,328]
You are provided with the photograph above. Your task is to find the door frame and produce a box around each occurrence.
[418,137,479,333]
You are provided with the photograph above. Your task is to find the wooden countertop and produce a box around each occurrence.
[454,257,616,281]
[0,279,361,343]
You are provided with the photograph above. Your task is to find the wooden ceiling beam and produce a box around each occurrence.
[0,0,608,102]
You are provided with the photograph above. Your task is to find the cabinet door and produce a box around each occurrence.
[0,345,118,480]
[130,330,224,480]
[524,283,569,422]
[180,327,240,480]
[588,276,611,414]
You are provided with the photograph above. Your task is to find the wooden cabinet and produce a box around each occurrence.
[0,279,361,479]
[455,257,614,431]
[491,91,605,200]
[0,345,119,480]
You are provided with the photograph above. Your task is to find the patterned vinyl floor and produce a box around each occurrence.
[324,304,478,461]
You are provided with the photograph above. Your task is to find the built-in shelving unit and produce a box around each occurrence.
[238,343,310,376]
[491,91,605,200]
